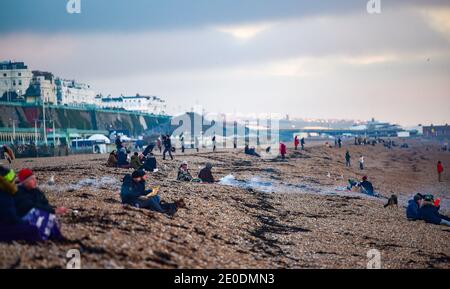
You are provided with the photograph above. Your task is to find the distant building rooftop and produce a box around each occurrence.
[0,61,28,70]
[32,70,54,81]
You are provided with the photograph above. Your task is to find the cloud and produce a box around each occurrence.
[1,1,449,125]
[420,6,450,42]
[215,22,275,40]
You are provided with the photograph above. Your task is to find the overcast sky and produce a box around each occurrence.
[1,0,449,126]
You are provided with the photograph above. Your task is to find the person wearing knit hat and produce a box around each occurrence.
[14,168,66,241]
[15,169,68,218]
[120,170,185,215]
[0,166,41,243]
[177,161,193,182]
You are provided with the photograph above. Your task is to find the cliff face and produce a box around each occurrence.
[0,103,171,136]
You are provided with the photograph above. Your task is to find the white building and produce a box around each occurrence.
[55,78,97,106]
[0,61,33,101]
[100,94,167,115]
[24,71,57,104]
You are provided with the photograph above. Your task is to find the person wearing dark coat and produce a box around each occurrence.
[162,135,174,160]
[14,169,66,241]
[120,170,184,215]
[359,176,374,196]
[419,195,450,226]
[14,169,67,218]
[117,148,131,168]
[0,166,41,243]
[406,193,423,220]
[198,163,215,183]
[115,135,123,150]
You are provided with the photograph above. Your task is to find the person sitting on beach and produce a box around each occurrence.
[117,148,131,168]
[106,150,118,167]
[143,154,158,172]
[406,193,424,221]
[358,176,374,196]
[244,145,260,157]
[130,152,143,170]
[419,194,450,226]
[198,163,215,183]
[177,161,193,182]
[14,169,65,241]
[120,170,185,215]
[0,166,42,243]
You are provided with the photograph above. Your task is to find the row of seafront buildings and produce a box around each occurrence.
[0,61,167,115]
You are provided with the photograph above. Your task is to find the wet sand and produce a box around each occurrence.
[1,139,449,268]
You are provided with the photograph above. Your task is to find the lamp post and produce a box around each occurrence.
[42,94,48,146]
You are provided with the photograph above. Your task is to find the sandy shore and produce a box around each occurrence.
[0,139,449,269]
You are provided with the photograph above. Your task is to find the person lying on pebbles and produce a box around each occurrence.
[121,169,185,216]
[407,194,450,227]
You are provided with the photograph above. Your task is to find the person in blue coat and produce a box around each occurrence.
[406,193,423,220]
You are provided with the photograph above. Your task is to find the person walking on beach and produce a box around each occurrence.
[294,136,299,150]
[180,135,185,153]
[156,137,162,153]
[212,135,217,152]
[280,143,287,160]
[162,135,174,160]
[300,137,305,150]
[437,161,444,182]
[338,138,342,148]
[195,136,200,153]
[345,150,351,167]
[359,156,364,170]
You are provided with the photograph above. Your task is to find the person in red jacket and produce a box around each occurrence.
[280,143,287,160]
[294,136,299,150]
[437,161,444,182]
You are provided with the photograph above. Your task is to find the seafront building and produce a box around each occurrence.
[55,78,97,106]
[0,60,167,115]
[24,71,57,104]
[99,94,167,115]
[0,61,33,101]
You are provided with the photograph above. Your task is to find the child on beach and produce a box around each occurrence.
[359,156,364,170]
[177,161,193,182]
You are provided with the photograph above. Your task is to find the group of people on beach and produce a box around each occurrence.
[406,193,450,227]
[1,132,449,245]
